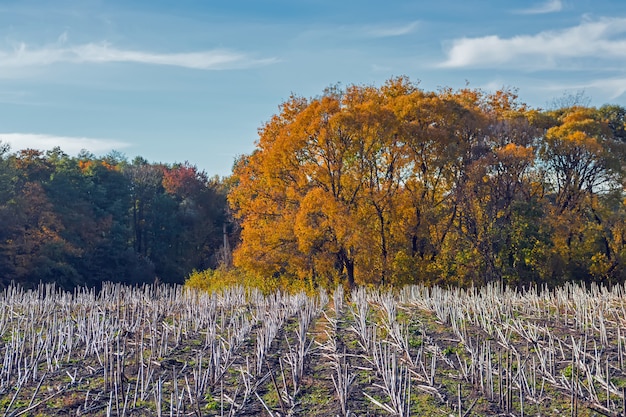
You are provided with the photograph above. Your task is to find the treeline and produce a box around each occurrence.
[3,77,626,291]
[229,77,626,288]
[0,145,231,289]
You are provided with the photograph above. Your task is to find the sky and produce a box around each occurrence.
[1,0,625,177]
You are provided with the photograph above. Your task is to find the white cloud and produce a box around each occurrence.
[544,77,626,100]
[440,17,626,69]
[0,90,31,104]
[367,21,419,38]
[0,133,131,154]
[295,20,419,44]
[479,79,510,93]
[0,41,277,70]
[371,63,394,73]
[587,78,626,99]
[57,31,68,44]
[514,0,562,15]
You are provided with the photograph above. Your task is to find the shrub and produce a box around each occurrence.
[184,267,314,294]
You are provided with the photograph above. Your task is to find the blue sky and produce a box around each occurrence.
[1,0,625,177]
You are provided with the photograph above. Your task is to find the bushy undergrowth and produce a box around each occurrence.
[185,267,317,295]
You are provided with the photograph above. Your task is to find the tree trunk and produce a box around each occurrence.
[338,248,355,290]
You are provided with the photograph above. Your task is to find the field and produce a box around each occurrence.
[1,282,626,416]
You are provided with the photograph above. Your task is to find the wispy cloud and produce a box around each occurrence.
[0,41,277,71]
[371,63,394,73]
[0,133,131,154]
[514,0,563,15]
[295,20,419,44]
[440,17,626,69]
[366,21,419,38]
[544,77,626,100]
[0,90,32,104]
[587,77,626,99]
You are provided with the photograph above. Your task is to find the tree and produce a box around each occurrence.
[539,106,625,282]
[388,86,473,283]
[125,160,164,257]
[231,93,349,286]
[0,144,235,288]
[541,107,619,213]
[156,163,223,281]
[10,181,82,286]
[0,142,18,284]
[231,80,538,287]
[230,79,626,289]
[598,104,626,143]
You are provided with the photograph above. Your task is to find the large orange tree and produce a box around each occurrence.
[229,78,626,288]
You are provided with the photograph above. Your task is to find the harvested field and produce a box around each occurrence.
[0,282,625,416]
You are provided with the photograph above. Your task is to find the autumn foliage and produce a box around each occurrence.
[2,77,626,291]
[0,146,231,289]
[229,78,626,288]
